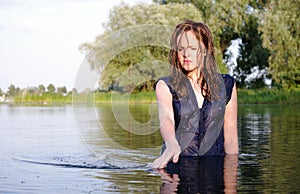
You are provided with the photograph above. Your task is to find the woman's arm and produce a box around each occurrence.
[224,154,238,193]
[224,82,239,154]
[151,80,181,169]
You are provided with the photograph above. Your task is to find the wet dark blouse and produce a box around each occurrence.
[158,74,234,156]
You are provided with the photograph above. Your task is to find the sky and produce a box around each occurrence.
[0,0,151,92]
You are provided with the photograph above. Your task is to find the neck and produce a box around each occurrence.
[186,69,199,83]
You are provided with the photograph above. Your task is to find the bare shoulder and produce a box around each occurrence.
[227,82,237,108]
[156,80,172,100]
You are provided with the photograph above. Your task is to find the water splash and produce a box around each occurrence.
[13,155,150,170]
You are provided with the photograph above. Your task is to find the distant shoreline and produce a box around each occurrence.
[1,88,300,105]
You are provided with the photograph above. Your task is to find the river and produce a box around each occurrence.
[0,103,299,193]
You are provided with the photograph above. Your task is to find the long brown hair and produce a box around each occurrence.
[169,20,222,101]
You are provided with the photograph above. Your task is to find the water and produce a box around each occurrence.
[0,103,299,193]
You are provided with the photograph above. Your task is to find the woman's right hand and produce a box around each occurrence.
[151,138,181,169]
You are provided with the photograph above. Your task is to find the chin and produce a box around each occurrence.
[183,65,197,71]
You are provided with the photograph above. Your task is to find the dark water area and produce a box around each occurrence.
[0,103,299,193]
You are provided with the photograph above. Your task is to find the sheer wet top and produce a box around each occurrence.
[156,74,234,156]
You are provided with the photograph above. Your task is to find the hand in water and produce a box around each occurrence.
[151,138,181,169]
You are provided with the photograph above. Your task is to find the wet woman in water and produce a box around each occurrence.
[152,20,238,169]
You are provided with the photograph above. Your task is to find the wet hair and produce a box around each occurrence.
[169,20,221,101]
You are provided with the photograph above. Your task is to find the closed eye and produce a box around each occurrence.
[177,47,184,52]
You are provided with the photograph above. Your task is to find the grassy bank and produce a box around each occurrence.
[13,93,73,105]
[94,91,156,103]
[8,88,300,105]
[237,88,300,104]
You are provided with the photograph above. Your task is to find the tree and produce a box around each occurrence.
[57,86,67,95]
[47,84,56,93]
[232,14,270,88]
[258,0,300,88]
[153,0,213,23]
[38,84,46,95]
[7,84,20,97]
[71,88,78,94]
[27,86,38,95]
[154,0,248,74]
[81,3,204,92]
[154,1,275,88]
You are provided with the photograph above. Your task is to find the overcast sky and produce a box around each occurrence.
[0,0,151,92]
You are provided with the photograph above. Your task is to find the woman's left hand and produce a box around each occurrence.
[151,138,181,169]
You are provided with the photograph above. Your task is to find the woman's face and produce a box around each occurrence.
[177,30,202,72]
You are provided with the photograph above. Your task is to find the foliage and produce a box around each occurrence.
[154,0,213,22]
[57,86,67,94]
[47,84,56,93]
[82,89,300,104]
[103,2,202,32]
[154,0,249,74]
[4,83,300,104]
[155,0,299,89]
[94,91,157,103]
[80,3,204,92]
[237,88,300,104]
[258,0,300,88]
[14,92,73,105]
[233,14,270,88]
[94,89,300,104]
[7,84,20,97]
[82,0,300,91]
[1,84,73,104]
[38,84,46,94]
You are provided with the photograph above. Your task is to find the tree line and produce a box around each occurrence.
[0,84,72,98]
[81,0,299,91]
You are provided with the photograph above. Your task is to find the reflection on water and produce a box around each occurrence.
[96,103,162,149]
[158,155,238,193]
[238,105,300,193]
[0,104,299,193]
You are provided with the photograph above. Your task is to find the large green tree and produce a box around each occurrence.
[155,0,271,88]
[81,3,204,92]
[155,0,248,73]
[259,0,300,88]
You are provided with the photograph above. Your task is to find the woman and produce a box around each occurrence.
[152,20,238,169]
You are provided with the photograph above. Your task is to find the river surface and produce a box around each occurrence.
[0,103,299,193]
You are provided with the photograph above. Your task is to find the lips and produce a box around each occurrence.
[184,60,192,63]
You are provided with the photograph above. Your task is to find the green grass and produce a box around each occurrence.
[10,88,300,105]
[94,91,156,103]
[13,92,73,105]
[237,88,300,104]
